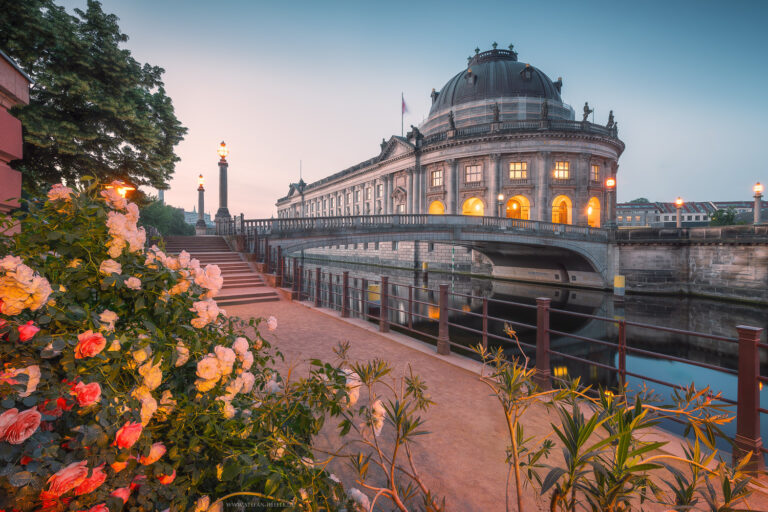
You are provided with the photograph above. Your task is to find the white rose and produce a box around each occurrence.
[214,345,236,376]
[240,372,256,394]
[99,259,122,275]
[241,351,254,370]
[232,337,249,356]
[124,277,142,290]
[267,316,278,332]
[175,341,190,367]
[196,354,220,381]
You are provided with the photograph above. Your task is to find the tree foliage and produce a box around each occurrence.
[709,208,738,226]
[0,0,187,194]
[139,200,194,237]
[628,198,650,204]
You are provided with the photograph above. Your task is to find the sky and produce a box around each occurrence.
[59,0,768,218]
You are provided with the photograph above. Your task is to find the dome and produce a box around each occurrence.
[429,48,563,115]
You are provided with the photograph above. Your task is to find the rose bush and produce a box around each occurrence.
[0,180,358,511]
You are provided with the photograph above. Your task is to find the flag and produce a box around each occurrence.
[401,94,408,114]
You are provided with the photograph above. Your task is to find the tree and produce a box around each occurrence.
[709,207,737,226]
[629,198,650,203]
[0,0,186,194]
[139,200,195,236]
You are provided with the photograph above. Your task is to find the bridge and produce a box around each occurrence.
[217,214,618,287]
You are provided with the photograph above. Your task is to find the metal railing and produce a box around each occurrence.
[261,256,766,473]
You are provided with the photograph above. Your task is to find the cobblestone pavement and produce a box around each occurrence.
[226,299,768,512]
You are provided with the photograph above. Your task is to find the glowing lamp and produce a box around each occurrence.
[755,182,763,195]
[497,193,504,202]
[475,204,481,211]
[217,141,229,160]
[105,181,135,198]
[605,177,616,189]
[675,197,684,208]
[587,206,593,215]
[198,174,204,187]
[512,203,518,210]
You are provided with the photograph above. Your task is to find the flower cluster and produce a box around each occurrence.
[0,255,53,315]
[105,203,146,258]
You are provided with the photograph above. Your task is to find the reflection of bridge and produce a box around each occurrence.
[219,214,616,286]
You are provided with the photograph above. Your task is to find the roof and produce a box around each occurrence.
[429,48,562,116]
[618,200,768,214]
[0,49,32,83]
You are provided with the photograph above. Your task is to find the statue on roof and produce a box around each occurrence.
[381,138,387,151]
[541,100,548,120]
[582,102,593,122]
[492,103,500,122]
[606,110,615,129]
[448,110,456,130]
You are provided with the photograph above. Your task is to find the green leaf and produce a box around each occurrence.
[8,471,35,487]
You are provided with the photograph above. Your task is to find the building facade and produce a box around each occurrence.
[276,46,625,229]
[617,200,768,228]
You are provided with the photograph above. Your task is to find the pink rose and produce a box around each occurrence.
[74,330,106,359]
[86,504,109,512]
[267,315,278,332]
[113,421,142,449]
[47,183,74,202]
[138,442,166,465]
[0,408,19,438]
[18,321,40,341]
[74,464,107,495]
[46,460,88,497]
[72,381,101,407]
[157,469,176,485]
[110,486,131,503]
[2,408,41,444]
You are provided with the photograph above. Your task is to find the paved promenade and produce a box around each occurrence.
[226,298,768,511]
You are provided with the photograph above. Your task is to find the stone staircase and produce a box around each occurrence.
[163,236,279,307]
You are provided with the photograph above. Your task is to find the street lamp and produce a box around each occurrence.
[214,141,231,229]
[105,181,136,198]
[196,174,206,235]
[754,182,763,225]
[675,197,684,228]
[605,177,616,228]
[497,193,505,217]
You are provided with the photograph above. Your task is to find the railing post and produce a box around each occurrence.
[361,278,368,319]
[314,267,321,307]
[264,238,270,268]
[618,320,627,390]
[276,246,283,287]
[437,284,450,355]
[297,264,303,301]
[328,271,334,308]
[482,297,488,350]
[342,271,350,318]
[379,276,389,333]
[734,325,765,474]
[407,285,413,330]
[535,298,552,390]
[291,258,299,300]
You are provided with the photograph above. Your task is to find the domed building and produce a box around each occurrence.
[277,44,623,229]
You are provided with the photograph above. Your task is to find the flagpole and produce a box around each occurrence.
[401,93,404,137]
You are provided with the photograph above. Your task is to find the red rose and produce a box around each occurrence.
[2,408,41,444]
[74,330,106,359]
[157,469,176,485]
[130,474,146,491]
[20,455,32,465]
[74,464,107,495]
[17,321,40,342]
[112,421,142,449]
[86,505,109,512]
[46,460,88,497]
[110,486,131,503]
[71,382,101,407]
[38,399,63,418]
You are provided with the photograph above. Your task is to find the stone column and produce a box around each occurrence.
[414,168,422,213]
[536,152,550,221]
[215,156,231,225]
[488,153,501,216]
[446,159,457,214]
[754,187,763,225]
[575,153,591,226]
[196,182,207,235]
[406,169,414,214]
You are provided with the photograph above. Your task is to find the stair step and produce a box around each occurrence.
[217,296,280,306]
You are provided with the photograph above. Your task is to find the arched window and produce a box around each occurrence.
[505,195,530,220]
[428,200,445,215]
[551,195,572,224]
[587,197,601,228]
[462,197,484,216]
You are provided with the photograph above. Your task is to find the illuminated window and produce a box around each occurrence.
[509,162,527,180]
[465,165,482,183]
[365,188,372,200]
[377,184,383,197]
[431,169,443,187]
[590,165,600,181]
[553,161,570,179]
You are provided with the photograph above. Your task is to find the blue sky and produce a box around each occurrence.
[60,0,768,217]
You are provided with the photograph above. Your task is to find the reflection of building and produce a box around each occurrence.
[0,49,31,232]
[617,200,768,228]
[184,206,214,228]
[277,45,624,228]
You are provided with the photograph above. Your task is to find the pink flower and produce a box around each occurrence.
[0,408,19,438]
[130,474,146,491]
[267,315,278,332]
[72,381,101,407]
[86,504,109,512]
[110,486,131,503]
[47,183,74,202]
[138,442,166,465]
[18,321,40,341]
[74,464,107,495]
[2,408,41,444]
[74,330,106,359]
[113,421,142,449]
[46,460,88,497]
[157,469,176,485]
[124,276,142,290]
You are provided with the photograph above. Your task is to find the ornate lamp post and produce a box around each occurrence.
[754,182,763,225]
[196,174,207,235]
[214,141,231,228]
[497,193,504,217]
[675,197,684,228]
[605,177,616,228]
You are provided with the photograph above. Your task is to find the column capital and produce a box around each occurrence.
[490,153,502,161]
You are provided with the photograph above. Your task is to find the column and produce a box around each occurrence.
[488,154,500,216]
[196,182,206,235]
[414,168,421,214]
[575,153,591,226]
[446,159,457,214]
[406,169,414,214]
[215,156,230,223]
[537,151,550,221]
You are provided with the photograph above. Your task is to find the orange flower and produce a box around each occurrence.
[46,460,88,497]
[74,331,106,359]
[157,469,176,485]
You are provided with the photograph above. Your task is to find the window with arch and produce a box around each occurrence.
[505,195,530,220]
[462,197,484,216]
[553,161,570,179]
[551,195,572,224]
[464,165,482,183]
[428,200,445,215]
[587,197,601,228]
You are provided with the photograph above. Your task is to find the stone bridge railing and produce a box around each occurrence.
[217,214,611,243]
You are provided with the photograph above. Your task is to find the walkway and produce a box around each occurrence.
[225,299,768,511]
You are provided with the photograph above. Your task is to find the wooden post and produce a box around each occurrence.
[535,298,552,390]
[437,284,450,355]
[314,267,321,307]
[734,325,765,473]
[298,264,303,301]
[379,276,389,333]
[342,271,350,318]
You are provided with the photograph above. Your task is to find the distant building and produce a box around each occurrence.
[617,200,768,228]
[184,206,214,228]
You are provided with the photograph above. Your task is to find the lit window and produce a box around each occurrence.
[553,161,570,179]
[635,216,641,222]
[465,165,482,183]
[377,184,383,197]
[590,165,600,181]
[365,188,372,200]
[509,162,527,180]
[431,169,443,187]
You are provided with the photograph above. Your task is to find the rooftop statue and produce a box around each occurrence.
[492,103,500,122]
[448,110,456,130]
[606,110,615,129]
[541,100,548,120]
[582,101,594,122]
